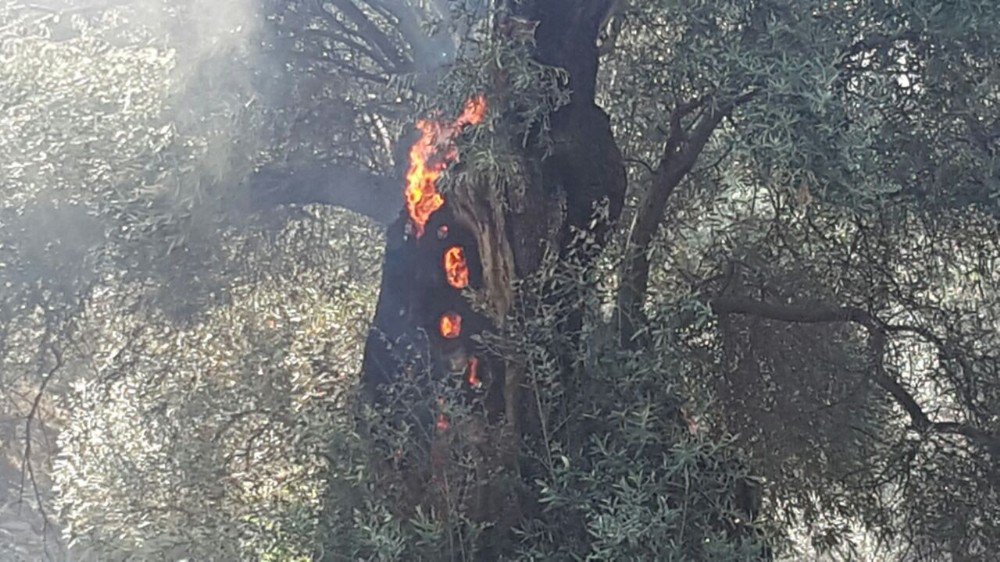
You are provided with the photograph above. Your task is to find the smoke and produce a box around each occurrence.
[0,1,268,555]
[0,0,479,556]
[1,0,267,270]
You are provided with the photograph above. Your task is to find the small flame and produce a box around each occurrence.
[439,312,462,339]
[467,356,481,388]
[443,246,470,289]
[455,95,488,128]
[436,397,450,431]
[404,95,487,237]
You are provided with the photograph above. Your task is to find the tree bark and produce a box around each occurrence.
[617,92,754,345]
[355,0,627,546]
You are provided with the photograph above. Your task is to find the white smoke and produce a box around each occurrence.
[0,1,266,558]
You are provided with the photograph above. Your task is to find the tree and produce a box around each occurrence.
[2,0,999,559]
[1,2,377,558]
[331,0,1000,558]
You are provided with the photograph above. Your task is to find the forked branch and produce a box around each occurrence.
[711,296,1000,456]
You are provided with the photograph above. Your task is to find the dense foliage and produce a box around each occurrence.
[1,0,998,560]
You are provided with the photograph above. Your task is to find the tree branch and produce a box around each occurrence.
[837,30,921,68]
[364,0,430,63]
[243,161,399,224]
[321,0,410,72]
[617,91,755,344]
[623,156,655,176]
[19,344,62,531]
[297,26,397,75]
[711,296,1000,455]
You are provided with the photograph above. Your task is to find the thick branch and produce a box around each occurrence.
[243,162,398,224]
[617,93,754,343]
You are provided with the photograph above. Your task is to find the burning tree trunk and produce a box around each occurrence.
[358,0,625,541]
[361,94,497,409]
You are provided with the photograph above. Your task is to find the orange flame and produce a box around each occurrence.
[436,397,450,431]
[439,312,462,339]
[404,95,487,237]
[455,95,488,128]
[443,246,470,289]
[467,356,481,388]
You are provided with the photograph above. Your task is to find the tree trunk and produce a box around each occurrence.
[357,0,626,547]
[362,0,624,424]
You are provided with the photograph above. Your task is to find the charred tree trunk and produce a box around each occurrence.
[362,0,623,435]
[356,0,626,546]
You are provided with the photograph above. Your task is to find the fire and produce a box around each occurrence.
[455,95,488,127]
[435,397,450,431]
[467,356,481,388]
[443,246,469,289]
[439,312,462,339]
[404,95,488,237]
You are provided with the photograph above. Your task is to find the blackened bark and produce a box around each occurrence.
[492,0,627,451]
[522,0,626,238]
[362,0,626,416]
[523,0,616,104]
[361,206,493,401]
[355,2,627,553]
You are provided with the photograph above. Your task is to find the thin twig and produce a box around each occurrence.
[18,345,63,528]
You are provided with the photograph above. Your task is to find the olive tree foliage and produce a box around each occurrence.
[0,0,384,558]
[593,0,1000,558]
[0,0,268,247]
[54,206,381,560]
[322,240,769,561]
[1,3,176,557]
[1,0,998,560]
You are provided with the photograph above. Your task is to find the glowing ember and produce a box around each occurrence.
[467,356,481,388]
[404,95,488,237]
[436,397,450,431]
[443,246,470,289]
[439,312,462,339]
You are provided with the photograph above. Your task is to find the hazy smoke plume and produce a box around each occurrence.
[0,0,270,557]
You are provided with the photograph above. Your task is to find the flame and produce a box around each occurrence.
[404,95,487,237]
[443,246,470,289]
[467,356,481,388]
[455,95,488,128]
[439,312,462,339]
[436,397,450,431]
